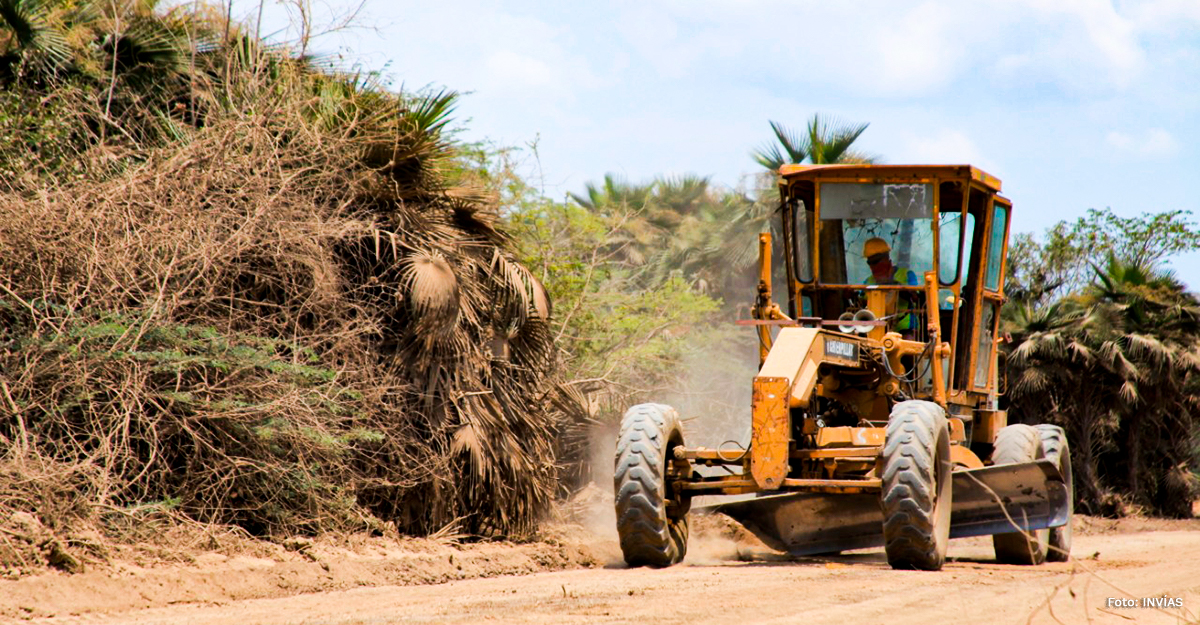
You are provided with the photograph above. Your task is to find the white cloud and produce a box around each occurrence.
[873,2,968,94]
[230,0,1200,228]
[1129,0,1200,33]
[977,0,1142,92]
[484,50,554,88]
[902,129,987,166]
[607,0,1155,99]
[1105,128,1180,158]
[612,3,749,80]
[1055,0,1141,74]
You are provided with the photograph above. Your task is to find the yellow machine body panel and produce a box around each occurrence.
[750,377,790,490]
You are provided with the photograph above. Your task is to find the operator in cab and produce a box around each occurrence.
[863,237,919,335]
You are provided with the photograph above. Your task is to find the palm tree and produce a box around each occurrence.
[569,174,762,300]
[752,113,874,171]
[1007,256,1200,516]
[645,176,735,289]
[1007,297,1129,514]
[568,175,666,269]
[1089,257,1200,515]
[746,114,878,308]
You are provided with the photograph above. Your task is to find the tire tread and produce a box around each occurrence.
[882,400,951,571]
[1036,424,1073,562]
[614,403,688,567]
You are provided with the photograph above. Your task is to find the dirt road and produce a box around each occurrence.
[14,516,1199,625]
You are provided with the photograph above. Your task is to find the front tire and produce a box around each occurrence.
[1036,424,1073,562]
[881,400,952,571]
[614,403,689,567]
[991,425,1050,564]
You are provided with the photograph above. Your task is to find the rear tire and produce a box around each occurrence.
[1036,424,1073,562]
[991,425,1050,565]
[614,403,689,567]
[881,400,952,571]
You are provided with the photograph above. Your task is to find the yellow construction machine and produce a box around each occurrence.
[614,164,1073,570]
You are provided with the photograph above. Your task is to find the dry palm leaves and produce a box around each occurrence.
[0,18,586,550]
[400,250,460,341]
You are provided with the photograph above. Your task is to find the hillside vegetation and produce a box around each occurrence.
[0,1,580,573]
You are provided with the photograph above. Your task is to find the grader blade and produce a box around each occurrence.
[948,458,1070,538]
[704,492,885,556]
[701,459,1069,556]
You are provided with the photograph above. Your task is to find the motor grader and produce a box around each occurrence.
[613,164,1073,570]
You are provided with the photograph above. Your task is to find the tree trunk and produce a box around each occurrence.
[1073,385,1109,515]
[1126,411,1141,504]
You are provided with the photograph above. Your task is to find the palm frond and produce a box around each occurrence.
[1124,333,1172,369]
[751,142,787,171]
[406,88,458,138]
[1118,379,1139,404]
[811,114,869,164]
[400,250,459,325]
[1066,339,1094,365]
[1114,350,1141,381]
[489,250,550,329]
[107,19,186,74]
[451,422,487,481]
[0,0,73,72]
[770,119,808,162]
[752,120,809,171]
[1013,367,1053,396]
[753,114,872,169]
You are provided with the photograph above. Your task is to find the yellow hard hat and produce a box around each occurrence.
[863,237,890,258]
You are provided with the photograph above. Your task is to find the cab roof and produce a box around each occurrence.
[778,164,1002,193]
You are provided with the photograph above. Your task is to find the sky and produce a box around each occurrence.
[239,0,1200,284]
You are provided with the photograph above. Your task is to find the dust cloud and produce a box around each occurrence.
[570,331,763,565]
[663,332,759,450]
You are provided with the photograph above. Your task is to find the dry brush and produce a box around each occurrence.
[0,22,583,573]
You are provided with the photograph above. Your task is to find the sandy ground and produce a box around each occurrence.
[3,514,1199,625]
[0,528,601,622]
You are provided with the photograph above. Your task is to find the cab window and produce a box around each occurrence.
[938,211,974,286]
[984,204,1008,291]
[818,183,934,286]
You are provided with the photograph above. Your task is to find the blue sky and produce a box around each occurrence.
[242,0,1200,284]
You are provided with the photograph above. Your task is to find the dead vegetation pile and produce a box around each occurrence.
[0,4,583,574]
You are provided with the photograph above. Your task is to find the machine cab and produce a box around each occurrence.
[777,164,1012,405]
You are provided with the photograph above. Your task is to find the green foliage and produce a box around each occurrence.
[1006,208,1200,306]
[559,172,771,306]
[453,143,746,453]
[32,313,337,386]
[0,0,193,80]
[506,192,720,396]
[473,145,763,456]
[3,309,371,533]
[0,0,75,74]
[0,80,87,183]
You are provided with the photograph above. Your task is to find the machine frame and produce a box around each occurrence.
[679,165,1012,496]
[614,165,1071,569]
